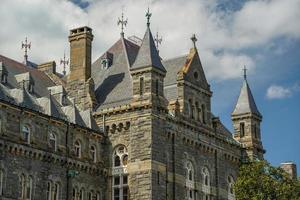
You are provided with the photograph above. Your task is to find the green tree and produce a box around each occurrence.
[234,160,300,200]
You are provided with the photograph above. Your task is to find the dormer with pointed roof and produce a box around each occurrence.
[231,70,265,161]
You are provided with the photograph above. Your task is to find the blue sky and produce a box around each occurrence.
[0,0,299,174]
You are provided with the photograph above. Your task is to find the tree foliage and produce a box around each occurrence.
[234,160,300,200]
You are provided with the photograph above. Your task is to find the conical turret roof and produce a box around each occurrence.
[232,79,261,117]
[131,27,166,72]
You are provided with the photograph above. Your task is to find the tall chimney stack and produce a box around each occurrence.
[68,26,93,81]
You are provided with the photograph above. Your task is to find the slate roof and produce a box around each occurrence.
[232,79,261,117]
[131,27,166,72]
[0,55,99,131]
[163,55,187,101]
[92,37,140,110]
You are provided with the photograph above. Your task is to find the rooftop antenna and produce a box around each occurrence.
[117,6,128,38]
[21,37,31,65]
[60,51,69,76]
[154,31,162,54]
[191,34,197,49]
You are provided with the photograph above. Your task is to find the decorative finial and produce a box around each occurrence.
[117,7,128,37]
[191,34,197,48]
[243,65,247,80]
[154,31,162,54]
[21,37,31,65]
[146,7,152,27]
[60,51,69,76]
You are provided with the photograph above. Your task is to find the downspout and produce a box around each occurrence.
[172,134,175,200]
[65,122,70,200]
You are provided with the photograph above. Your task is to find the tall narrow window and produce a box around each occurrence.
[88,190,93,200]
[72,188,78,200]
[155,79,159,95]
[46,182,51,200]
[0,169,3,196]
[253,124,257,138]
[201,104,206,124]
[96,192,101,200]
[90,145,97,163]
[74,140,81,158]
[53,183,59,200]
[79,188,84,200]
[26,176,33,200]
[112,145,129,200]
[188,99,193,119]
[49,132,56,151]
[22,125,30,144]
[20,174,26,198]
[202,167,211,198]
[195,102,200,121]
[240,123,245,137]
[228,175,235,200]
[139,77,144,95]
[185,161,195,200]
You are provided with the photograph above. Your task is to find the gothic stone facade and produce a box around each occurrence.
[0,23,264,200]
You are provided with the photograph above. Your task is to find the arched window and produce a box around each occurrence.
[240,122,245,137]
[88,190,94,200]
[202,167,211,198]
[20,174,26,199]
[22,125,30,144]
[46,182,51,200]
[228,175,235,200]
[74,140,81,158]
[96,192,101,200]
[185,161,195,200]
[72,188,77,200]
[26,176,33,200]
[53,182,59,200]
[79,188,84,200]
[49,132,56,151]
[195,102,200,121]
[188,99,194,119]
[90,145,97,163]
[201,104,206,124]
[112,145,129,200]
[0,169,3,196]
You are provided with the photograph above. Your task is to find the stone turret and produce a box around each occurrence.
[280,162,298,179]
[231,72,265,161]
[66,26,97,110]
[130,24,167,110]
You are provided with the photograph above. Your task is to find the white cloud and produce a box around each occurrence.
[0,0,299,80]
[266,85,292,99]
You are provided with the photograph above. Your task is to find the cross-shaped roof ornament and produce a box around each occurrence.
[154,31,162,53]
[191,34,197,48]
[117,8,128,37]
[243,65,247,80]
[146,7,152,27]
[60,51,69,76]
[21,37,31,64]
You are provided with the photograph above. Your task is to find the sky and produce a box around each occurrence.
[0,0,299,174]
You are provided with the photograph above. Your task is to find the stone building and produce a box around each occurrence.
[0,11,288,200]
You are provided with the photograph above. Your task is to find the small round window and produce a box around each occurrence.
[194,71,199,80]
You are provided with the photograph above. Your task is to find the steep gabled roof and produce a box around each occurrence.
[92,37,140,110]
[232,79,261,117]
[131,27,166,72]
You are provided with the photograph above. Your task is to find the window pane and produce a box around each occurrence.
[123,175,128,185]
[123,187,128,200]
[122,155,128,166]
[114,156,121,167]
[114,188,120,198]
[114,176,120,185]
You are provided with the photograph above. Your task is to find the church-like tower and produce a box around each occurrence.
[231,71,265,161]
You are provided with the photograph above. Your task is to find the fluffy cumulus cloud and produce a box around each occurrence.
[0,0,299,80]
[266,83,300,99]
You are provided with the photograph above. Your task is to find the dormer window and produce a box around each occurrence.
[28,82,34,93]
[101,58,110,69]
[101,52,113,69]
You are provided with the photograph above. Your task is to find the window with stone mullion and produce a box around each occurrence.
[113,174,128,200]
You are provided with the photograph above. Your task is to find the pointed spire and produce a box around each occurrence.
[232,69,261,117]
[117,7,128,38]
[191,34,197,49]
[131,23,166,72]
[146,7,152,28]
